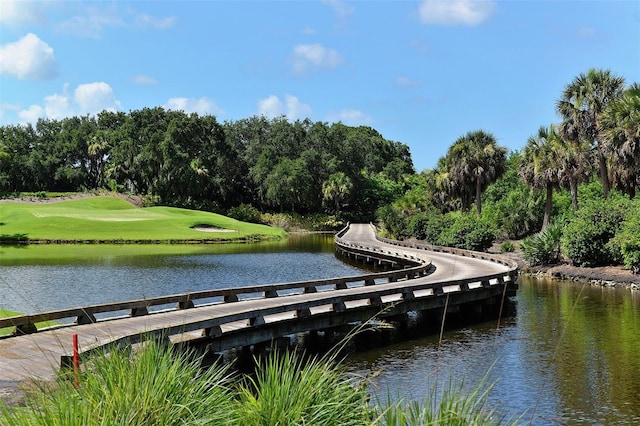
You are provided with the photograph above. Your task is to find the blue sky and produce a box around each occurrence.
[1,0,638,171]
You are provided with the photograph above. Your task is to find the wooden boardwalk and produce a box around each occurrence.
[0,224,518,385]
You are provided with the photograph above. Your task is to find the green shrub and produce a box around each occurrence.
[228,203,263,224]
[436,213,496,252]
[612,200,640,273]
[561,197,628,267]
[376,204,409,240]
[520,223,562,266]
[402,209,450,243]
[500,241,515,253]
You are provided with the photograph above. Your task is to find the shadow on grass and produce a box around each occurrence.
[0,234,29,246]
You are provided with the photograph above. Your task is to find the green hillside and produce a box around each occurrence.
[0,196,286,243]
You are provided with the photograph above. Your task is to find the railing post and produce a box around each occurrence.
[76,312,97,325]
[264,290,278,298]
[14,323,37,335]
[224,294,239,303]
[130,307,149,317]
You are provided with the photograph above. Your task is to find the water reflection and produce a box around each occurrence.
[0,234,368,314]
[346,277,640,425]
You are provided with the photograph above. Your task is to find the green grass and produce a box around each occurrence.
[0,196,286,243]
[1,338,519,425]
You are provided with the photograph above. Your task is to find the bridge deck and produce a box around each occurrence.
[0,224,514,384]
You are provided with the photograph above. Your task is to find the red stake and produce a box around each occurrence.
[72,333,79,388]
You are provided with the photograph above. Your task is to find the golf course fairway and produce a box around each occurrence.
[0,196,287,243]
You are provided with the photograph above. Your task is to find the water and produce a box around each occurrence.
[2,235,639,424]
[346,277,640,425]
[0,234,367,314]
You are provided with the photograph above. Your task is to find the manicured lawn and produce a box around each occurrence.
[0,197,286,242]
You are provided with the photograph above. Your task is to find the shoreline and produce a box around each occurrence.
[491,249,640,291]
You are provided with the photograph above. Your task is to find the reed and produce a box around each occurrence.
[1,337,520,425]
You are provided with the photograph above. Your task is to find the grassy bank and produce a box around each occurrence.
[1,339,514,425]
[0,197,286,243]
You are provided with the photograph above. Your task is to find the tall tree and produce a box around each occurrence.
[322,172,353,217]
[520,125,562,228]
[556,68,626,198]
[445,130,506,215]
[601,82,640,199]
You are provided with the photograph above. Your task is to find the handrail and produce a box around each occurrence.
[1,223,517,337]
[1,225,431,335]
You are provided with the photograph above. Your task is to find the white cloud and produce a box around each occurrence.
[57,4,175,38]
[290,43,343,75]
[18,105,45,123]
[130,75,158,85]
[74,82,121,115]
[326,109,372,126]
[323,0,354,21]
[0,0,46,26]
[43,92,72,119]
[257,95,312,120]
[418,0,495,26]
[0,33,58,80]
[17,82,121,123]
[165,97,225,116]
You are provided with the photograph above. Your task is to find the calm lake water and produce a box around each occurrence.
[1,234,639,424]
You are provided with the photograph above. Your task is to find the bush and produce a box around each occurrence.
[228,203,263,224]
[561,197,628,267]
[612,200,640,273]
[436,213,496,252]
[500,241,515,253]
[520,223,562,266]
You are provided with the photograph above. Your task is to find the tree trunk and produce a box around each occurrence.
[597,147,610,198]
[543,182,553,229]
[475,175,482,216]
[570,179,579,211]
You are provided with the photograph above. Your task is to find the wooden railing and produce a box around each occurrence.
[0,226,432,336]
[1,224,518,338]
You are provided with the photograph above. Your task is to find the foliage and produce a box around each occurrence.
[1,339,235,425]
[561,196,628,267]
[1,337,520,426]
[438,130,507,215]
[0,112,413,220]
[375,377,514,426]
[237,351,371,425]
[228,203,263,224]
[435,213,497,252]
[611,199,640,273]
[483,156,544,239]
[500,241,515,253]
[520,223,563,266]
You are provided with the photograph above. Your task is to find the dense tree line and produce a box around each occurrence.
[376,68,639,272]
[0,110,413,220]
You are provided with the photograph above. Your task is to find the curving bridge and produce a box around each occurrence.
[0,223,518,384]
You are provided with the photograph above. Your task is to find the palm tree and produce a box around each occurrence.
[601,83,640,199]
[556,136,593,211]
[520,125,562,229]
[556,68,626,198]
[322,172,353,217]
[445,130,506,215]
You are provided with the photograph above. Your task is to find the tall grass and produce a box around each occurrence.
[374,377,519,426]
[1,338,520,425]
